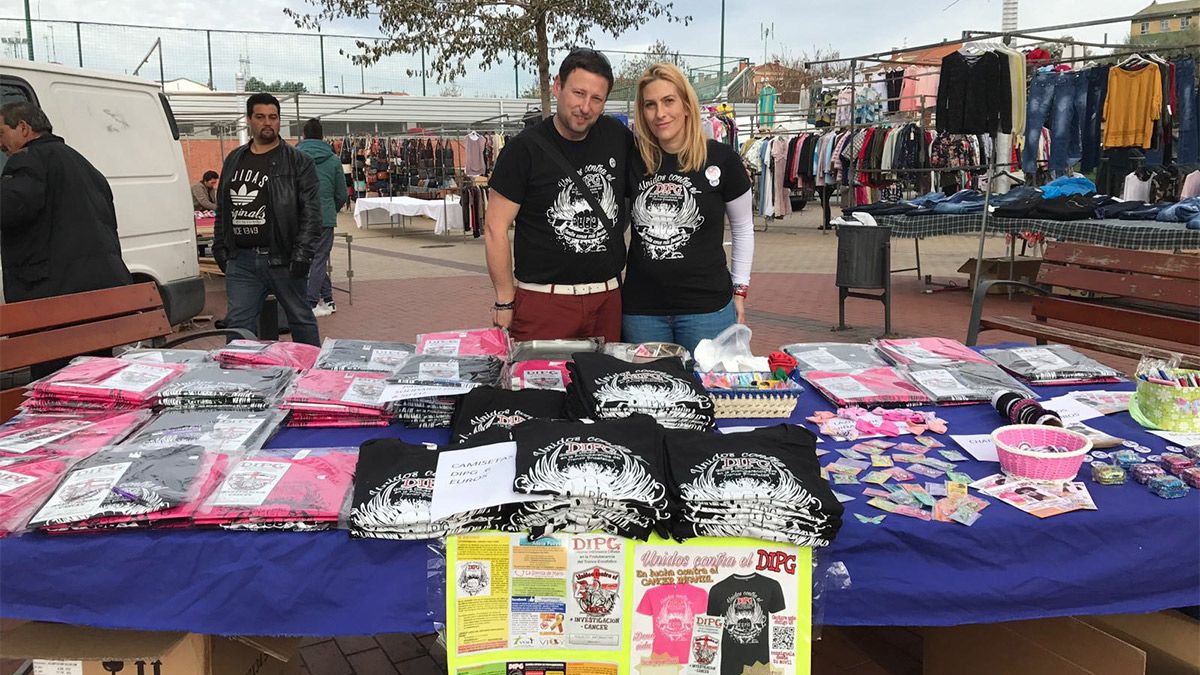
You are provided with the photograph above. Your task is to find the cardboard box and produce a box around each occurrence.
[924,617,1147,675]
[1082,611,1200,675]
[0,622,302,675]
[957,256,1042,295]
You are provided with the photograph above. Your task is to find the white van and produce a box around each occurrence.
[0,59,204,325]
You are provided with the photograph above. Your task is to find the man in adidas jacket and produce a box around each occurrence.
[212,92,323,346]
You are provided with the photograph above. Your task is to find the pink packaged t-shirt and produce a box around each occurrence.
[636,583,709,664]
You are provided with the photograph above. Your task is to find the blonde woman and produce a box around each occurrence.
[621,63,754,354]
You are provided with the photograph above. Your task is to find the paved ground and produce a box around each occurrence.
[186,203,1122,675]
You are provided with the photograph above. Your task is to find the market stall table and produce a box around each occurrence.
[353,195,464,236]
[1,378,1196,636]
[875,213,1200,251]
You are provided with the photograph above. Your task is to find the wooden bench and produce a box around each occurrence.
[966,242,1200,368]
[1,282,251,422]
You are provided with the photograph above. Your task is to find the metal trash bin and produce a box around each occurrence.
[834,223,893,335]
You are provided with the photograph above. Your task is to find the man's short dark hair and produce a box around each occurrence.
[202,170,219,182]
[302,117,323,140]
[558,48,615,93]
[245,92,281,117]
[0,101,53,134]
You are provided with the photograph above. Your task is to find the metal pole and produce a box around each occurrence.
[75,22,82,67]
[421,45,427,96]
[319,33,326,94]
[205,30,213,89]
[847,58,858,207]
[360,63,365,94]
[513,50,519,98]
[968,131,999,327]
[718,0,726,93]
[157,38,164,92]
[23,0,33,60]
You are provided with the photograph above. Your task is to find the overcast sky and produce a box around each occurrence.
[3,0,1150,93]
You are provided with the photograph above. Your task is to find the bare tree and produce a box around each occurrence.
[286,0,690,116]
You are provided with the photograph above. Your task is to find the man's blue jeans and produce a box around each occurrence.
[225,249,320,346]
[1178,58,1198,165]
[306,227,335,307]
[1022,71,1057,173]
[1050,71,1087,172]
[1082,65,1110,173]
[622,300,737,355]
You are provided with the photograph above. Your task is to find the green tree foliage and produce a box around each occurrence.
[286,0,689,115]
[245,76,308,93]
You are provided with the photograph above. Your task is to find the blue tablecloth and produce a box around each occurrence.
[2,380,1198,636]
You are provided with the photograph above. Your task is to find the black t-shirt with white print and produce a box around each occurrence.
[449,386,568,443]
[488,115,633,285]
[706,572,787,675]
[623,140,751,315]
[227,146,280,249]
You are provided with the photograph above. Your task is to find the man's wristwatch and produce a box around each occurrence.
[733,284,749,298]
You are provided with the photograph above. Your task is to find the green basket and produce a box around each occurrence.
[1131,376,1200,432]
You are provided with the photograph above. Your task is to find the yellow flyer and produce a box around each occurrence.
[446,534,812,675]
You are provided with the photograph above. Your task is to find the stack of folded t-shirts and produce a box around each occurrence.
[802,367,930,407]
[664,424,843,547]
[313,339,416,372]
[901,361,1035,404]
[211,340,321,371]
[510,416,670,541]
[781,342,889,372]
[386,355,505,428]
[0,454,77,535]
[566,352,715,431]
[156,364,295,410]
[194,446,357,531]
[875,337,990,366]
[509,360,573,391]
[21,357,189,414]
[33,409,284,533]
[450,387,567,443]
[0,410,152,462]
[416,327,510,358]
[979,345,1123,385]
[118,348,211,364]
[349,437,517,540]
[282,369,394,427]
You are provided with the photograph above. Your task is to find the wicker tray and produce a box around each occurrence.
[710,392,801,419]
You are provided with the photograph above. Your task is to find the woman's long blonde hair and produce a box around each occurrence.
[634,63,707,175]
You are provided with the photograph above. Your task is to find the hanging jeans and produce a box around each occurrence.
[1081,65,1110,174]
[1022,71,1057,173]
[1050,71,1087,173]
[1177,58,1198,165]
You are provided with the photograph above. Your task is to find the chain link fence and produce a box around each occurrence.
[0,18,746,101]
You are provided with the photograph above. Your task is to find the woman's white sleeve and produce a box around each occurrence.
[726,190,754,286]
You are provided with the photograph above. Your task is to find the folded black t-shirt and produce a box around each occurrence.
[450,387,568,442]
[567,352,714,431]
[156,364,294,410]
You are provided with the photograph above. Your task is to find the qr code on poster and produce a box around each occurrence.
[771,625,795,650]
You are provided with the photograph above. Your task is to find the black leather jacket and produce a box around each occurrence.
[212,141,322,269]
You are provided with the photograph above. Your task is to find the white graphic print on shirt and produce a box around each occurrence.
[633,174,704,260]
[655,591,698,641]
[723,591,768,644]
[228,167,270,238]
[467,409,533,438]
[546,163,619,254]
[514,435,666,505]
[592,371,713,428]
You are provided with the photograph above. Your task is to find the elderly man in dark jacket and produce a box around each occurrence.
[0,101,132,304]
[212,92,323,346]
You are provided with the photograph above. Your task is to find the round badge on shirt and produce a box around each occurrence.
[705,165,721,187]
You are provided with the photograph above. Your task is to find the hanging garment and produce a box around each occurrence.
[936,50,1013,135]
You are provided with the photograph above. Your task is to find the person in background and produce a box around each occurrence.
[296,117,347,317]
[212,92,322,346]
[0,101,133,375]
[620,63,754,354]
[192,170,218,211]
[484,48,634,342]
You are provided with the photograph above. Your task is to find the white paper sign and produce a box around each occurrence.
[1012,347,1071,370]
[379,382,477,402]
[951,434,999,462]
[908,369,972,397]
[796,348,851,371]
[210,460,291,506]
[1041,396,1104,424]
[0,420,94,454]
[521,369,565,390]
[419,360,461,381]
[367,349,411,369]
[209,417,267,453]
[0,469,38,495]
[422,339,462,356]
[341,377,387,405]
[430,441,546,519]
[32,462,132,524]
[1148,430,1200,446]
[817,375,876,400]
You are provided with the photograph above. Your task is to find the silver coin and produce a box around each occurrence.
[1165,445,1183,453]
[1147,454,1162,463]
[1121,440,1139,448]
[1136,445,1152,454]
[1090,451,1110,460]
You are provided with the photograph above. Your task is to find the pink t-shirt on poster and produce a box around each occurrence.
[636,583,709,664]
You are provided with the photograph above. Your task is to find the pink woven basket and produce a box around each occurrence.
[991,424,1093,481]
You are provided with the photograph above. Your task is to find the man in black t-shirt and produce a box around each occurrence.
[212,93,323,346]
[485,49,635,342]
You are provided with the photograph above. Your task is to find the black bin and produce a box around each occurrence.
[836,224,890,289]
